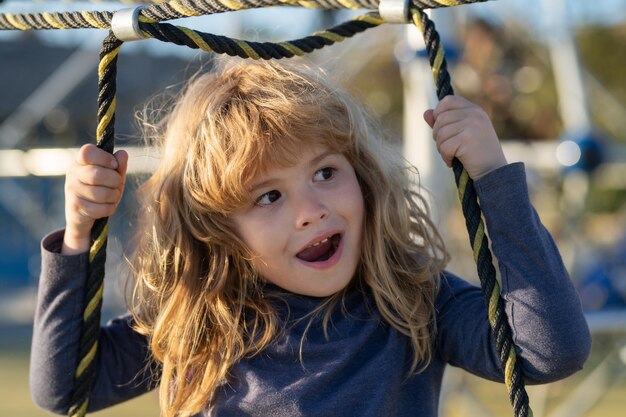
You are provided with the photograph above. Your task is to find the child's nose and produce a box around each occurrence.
[294,193,328,229]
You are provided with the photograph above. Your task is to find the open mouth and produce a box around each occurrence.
[296,233,341,263]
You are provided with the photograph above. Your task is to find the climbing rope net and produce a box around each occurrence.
[0,1,533,417]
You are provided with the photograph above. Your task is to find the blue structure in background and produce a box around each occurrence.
[0,176,137,291]
[0,220,34,287]
[0,177,59,289]
[561,130,605,174]
[578,235,626,311]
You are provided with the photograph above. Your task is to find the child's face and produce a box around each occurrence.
[232,145,365,297]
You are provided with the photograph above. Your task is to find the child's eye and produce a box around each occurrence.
[313,167,335,181]
[255,190,281,206]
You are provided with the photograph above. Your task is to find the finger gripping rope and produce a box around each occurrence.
[0,1,528,416]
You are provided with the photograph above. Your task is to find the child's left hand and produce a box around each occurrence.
[423,95,508,180]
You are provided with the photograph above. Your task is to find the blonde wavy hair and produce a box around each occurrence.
[129,59,448,417]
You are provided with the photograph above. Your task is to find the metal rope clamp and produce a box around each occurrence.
[378,0,410,23]
[111,6,146,41]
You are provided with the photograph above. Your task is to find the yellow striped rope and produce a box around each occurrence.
[355,13,384,25]
[69,399,88,417]
[168,0,204,17]
[431,46,445,84]
[4,14,29,31]
[488,281,500,326]
[336,0,361,9]
[457,168,469,201]
[75,341,98,379]
[138,14,157,25]
[83,281,104,321]
[88,222,108,262]
[178,25,213,51]
[504,346,517,392]
[436,0,463,6]
[472,221,485,263]
[81,11,107,29]
[96,98,116,145]
[219,0,247,11]
[234,39,262,60]
[277,41,306,56]
[97,46,120,78]
[313,30,345,43]
[42,12,70,30]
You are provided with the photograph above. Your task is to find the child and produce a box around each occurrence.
[30,60,591,417]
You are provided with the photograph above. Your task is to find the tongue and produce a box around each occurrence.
[297,239,333,262]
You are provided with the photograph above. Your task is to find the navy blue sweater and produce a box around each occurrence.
[30,163,591,416]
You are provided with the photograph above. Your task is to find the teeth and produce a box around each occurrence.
[310,237,329,248]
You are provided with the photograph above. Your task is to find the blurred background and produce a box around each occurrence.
[0,0,625,416]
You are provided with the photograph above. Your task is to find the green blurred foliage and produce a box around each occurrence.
[577,24,626,143]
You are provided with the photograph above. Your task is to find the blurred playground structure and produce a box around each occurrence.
[1,0,626,415]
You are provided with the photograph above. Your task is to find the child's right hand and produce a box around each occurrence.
[62,144,128,255]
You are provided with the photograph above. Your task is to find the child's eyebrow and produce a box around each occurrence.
[308,150,336,167]
[248,178,278,193]
[248,150,337,192]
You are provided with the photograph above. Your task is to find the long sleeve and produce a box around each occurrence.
[30,230,156,414]
[436,162,591,384]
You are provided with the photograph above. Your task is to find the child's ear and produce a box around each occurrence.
[423,110,436,128]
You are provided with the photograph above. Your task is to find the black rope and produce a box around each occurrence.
[137,13,380,59]
[67,32,123,417]
[414,8,532,417]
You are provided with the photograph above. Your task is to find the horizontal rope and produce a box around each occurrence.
[137,11,382,58]
[0,0,490,31]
